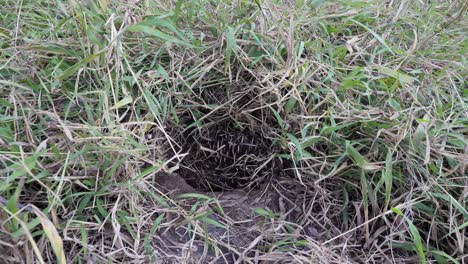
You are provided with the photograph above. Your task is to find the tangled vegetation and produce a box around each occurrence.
[0,0,466,263]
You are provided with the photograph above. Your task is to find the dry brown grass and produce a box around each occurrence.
[0,0,467,263]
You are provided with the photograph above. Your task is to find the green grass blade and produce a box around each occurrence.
[374,65,415,84]
[127,24,194,47]
[384,149,393,209]
[431,192,468,219]
[392,208,427,264]
[349,19,395,55]
[345,141,380,171]
[57,51,104,80]
[225,26,236,73]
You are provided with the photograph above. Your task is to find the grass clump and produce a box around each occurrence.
[0,0,466,263]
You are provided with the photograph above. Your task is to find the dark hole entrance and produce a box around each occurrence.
[177,120,282,191]
[170,86,285,192]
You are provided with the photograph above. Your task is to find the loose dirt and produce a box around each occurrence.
[152,172,311,263]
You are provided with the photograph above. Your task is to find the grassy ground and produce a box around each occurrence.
[0,0,467,263]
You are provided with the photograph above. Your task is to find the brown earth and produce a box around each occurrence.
[151,172,320,263]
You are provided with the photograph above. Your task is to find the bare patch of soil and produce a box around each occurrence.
[152,172,322,263]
